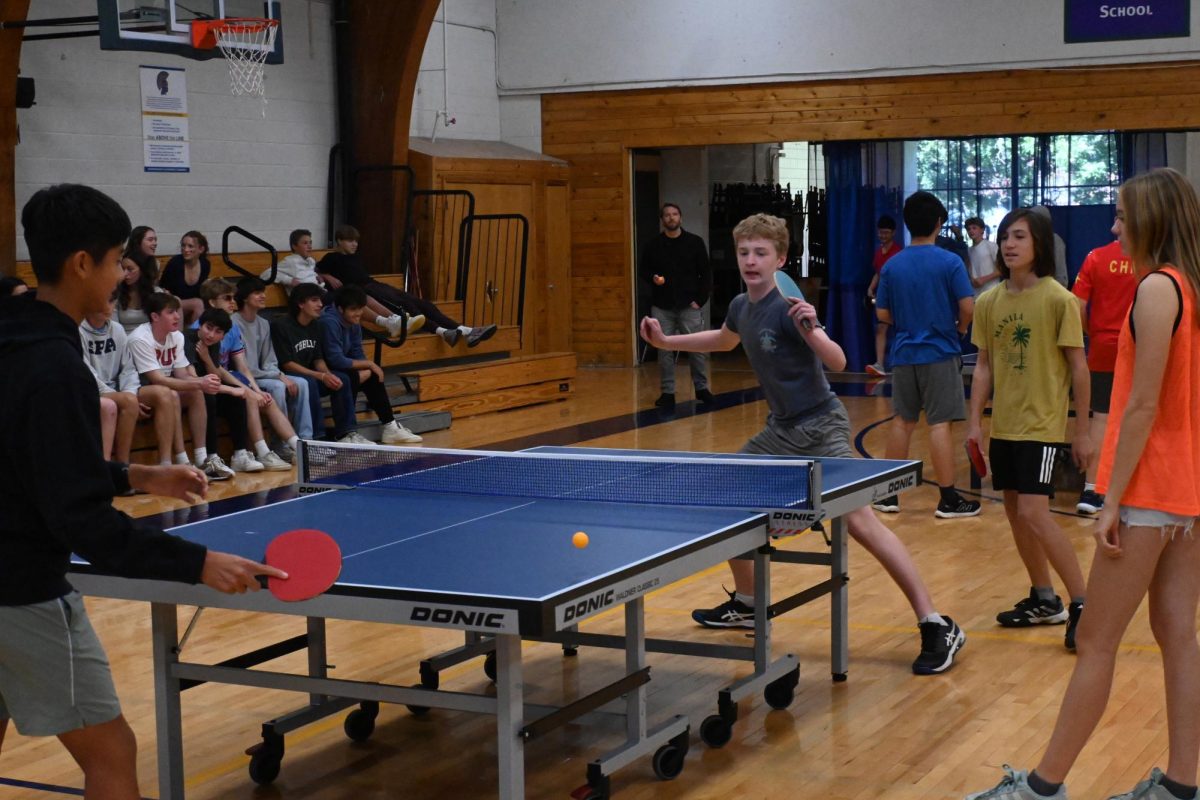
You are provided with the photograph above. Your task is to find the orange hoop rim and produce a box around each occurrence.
[191,17,278,50]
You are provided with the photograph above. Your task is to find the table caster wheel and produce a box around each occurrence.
[344,705,378,741]
[764,668,799,710]
[699,714,732,748]
[483,651,497,683]
[248,751,281,785]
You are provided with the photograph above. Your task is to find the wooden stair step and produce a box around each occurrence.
[376,325,520,368]
[401,352,577,418]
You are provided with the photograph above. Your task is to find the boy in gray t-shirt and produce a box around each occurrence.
[639,213,964,676]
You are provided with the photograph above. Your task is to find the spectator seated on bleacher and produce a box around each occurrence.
[159,230,211,327]
[232,277,310,460]
[318,224,496,347]
[270,283,356,442]
[261,228,417,340]
[117,231,165,334]
[80,296,141,467]
[318,284,423,445]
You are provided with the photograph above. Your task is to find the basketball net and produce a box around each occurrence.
[212,19,278,115]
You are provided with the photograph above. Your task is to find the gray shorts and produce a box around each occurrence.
[741,403,855,459]
[0,592,122,736]
[891,357,966,424]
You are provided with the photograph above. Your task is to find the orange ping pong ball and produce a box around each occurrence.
[572,531,589,549]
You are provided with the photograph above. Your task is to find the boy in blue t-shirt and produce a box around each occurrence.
[874,192,980,519]
[639,213,964,676]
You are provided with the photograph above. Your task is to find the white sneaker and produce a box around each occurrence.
[258,451,292,472]
[339,431,374,445]
[406,314,426,334]
[383,315,406,338]
[381,420,423,444]
[198,454,234,481]
[230,451,265,473]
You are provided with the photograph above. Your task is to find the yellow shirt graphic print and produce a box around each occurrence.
[972,277,1084,442]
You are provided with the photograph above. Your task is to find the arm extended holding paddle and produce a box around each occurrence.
[783,297,847,372]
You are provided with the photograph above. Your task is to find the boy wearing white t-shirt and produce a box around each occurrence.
[127,292,220,470]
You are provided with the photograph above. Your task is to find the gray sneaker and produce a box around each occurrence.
[339,431,374,445]
[258,451,293,472]
[440,328,462,346]
[275,443,295,464]
[198,454,235,481]
[1107,768,1176,800]
[965,766,1067,800]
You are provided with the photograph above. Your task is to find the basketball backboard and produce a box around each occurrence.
[98,0,283,63]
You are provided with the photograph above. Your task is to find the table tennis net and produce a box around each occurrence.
[300,443,813,510]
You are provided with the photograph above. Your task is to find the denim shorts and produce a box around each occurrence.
[1119,505,1198,538]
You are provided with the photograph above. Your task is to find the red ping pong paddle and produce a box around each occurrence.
[965,439,987,478]
[774,271,814,331]
[264,529,342,602]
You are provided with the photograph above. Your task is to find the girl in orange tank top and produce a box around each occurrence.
[964,168,1200,800]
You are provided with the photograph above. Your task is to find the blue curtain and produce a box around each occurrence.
[1119,132,1168,183]
[823,142,901,371]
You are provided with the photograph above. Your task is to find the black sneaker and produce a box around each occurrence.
[871,495,900,513]
[996,589,1068,627]
[654,392,676,410]
[1076,489,1104,515]
[695,388,715,405]
[1065,601,1084,651]
[691,589,754,629]
[935,495,982,518]
[912,617,966,675]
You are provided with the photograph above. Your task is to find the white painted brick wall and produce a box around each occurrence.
[14,0,337,260]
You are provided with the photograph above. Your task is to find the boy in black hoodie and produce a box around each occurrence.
[0,184,284,798]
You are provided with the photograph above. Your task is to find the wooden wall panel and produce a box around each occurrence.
[543,63,1200,366]
[0,0,31,276]
[406,147,571,357]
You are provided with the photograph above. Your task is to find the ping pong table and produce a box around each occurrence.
[69,443,921,800]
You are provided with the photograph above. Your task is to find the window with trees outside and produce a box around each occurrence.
[915,133,1120,234]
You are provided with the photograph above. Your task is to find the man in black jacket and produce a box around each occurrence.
[639,203,713,410]
[0,184,283,798]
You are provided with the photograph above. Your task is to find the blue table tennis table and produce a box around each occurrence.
[69,443,921,800]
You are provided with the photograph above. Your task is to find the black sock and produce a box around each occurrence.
[1027,770,1061,797]
[1161,774,1197,800]
[938,485,959,504]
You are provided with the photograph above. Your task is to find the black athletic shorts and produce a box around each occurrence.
[1091,370,1114,415]
[989,438,1060,497]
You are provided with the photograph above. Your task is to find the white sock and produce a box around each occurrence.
[435,326,450,335]
[159,458,172,466]
[287,435,299,449]
[174,452,191,465]
[734,592,754,606]
[458,325,472,334]
[192,447,208,464]
[254,440,271,458]
[1084,482,1096,492]
[919,613,947,626]
[375,314,389,326]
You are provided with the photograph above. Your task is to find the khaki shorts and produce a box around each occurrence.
[0,592,122,736]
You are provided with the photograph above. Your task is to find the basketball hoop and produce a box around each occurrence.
[191,18,278,108]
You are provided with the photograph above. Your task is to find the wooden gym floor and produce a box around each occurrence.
[0,354,1168,799]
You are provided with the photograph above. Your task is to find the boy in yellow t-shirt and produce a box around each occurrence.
[967,208,1091,652]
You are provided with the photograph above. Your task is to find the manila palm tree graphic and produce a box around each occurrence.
[1010,323,1031,371]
